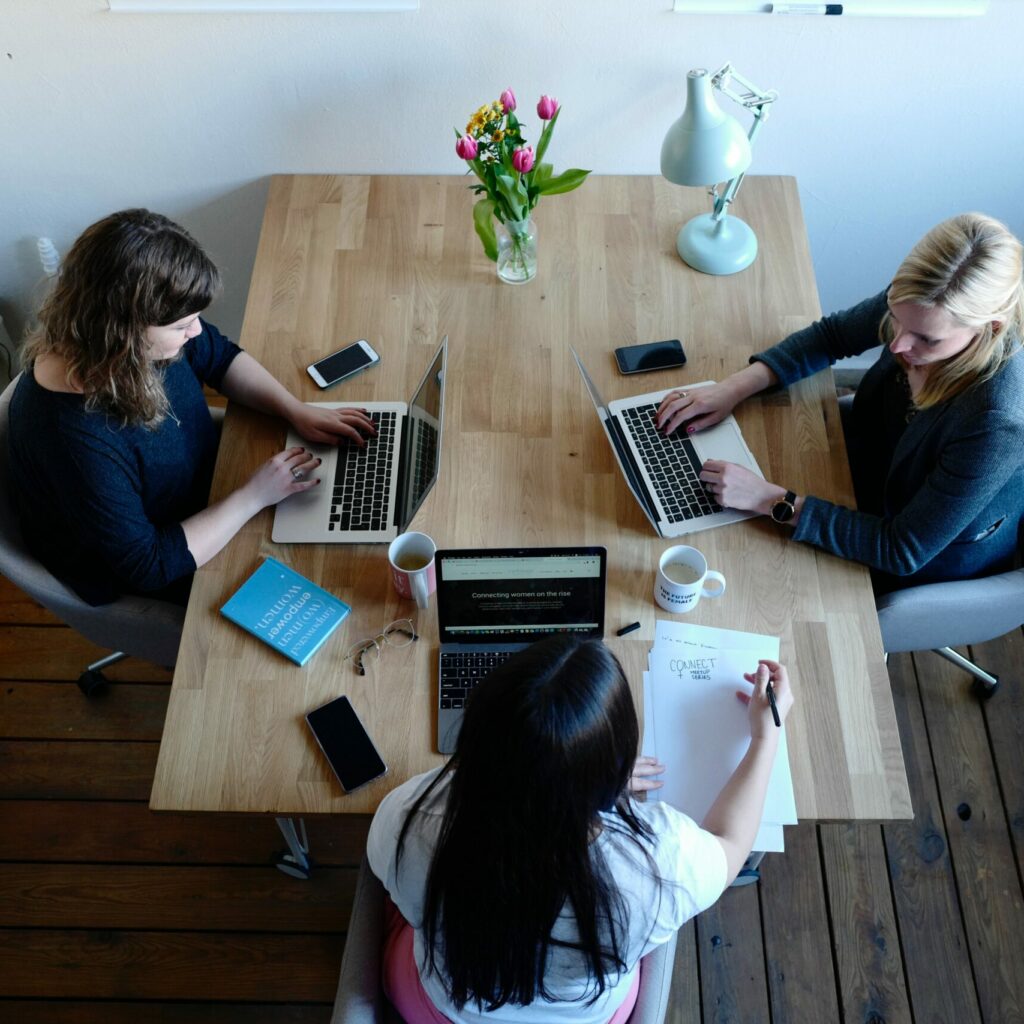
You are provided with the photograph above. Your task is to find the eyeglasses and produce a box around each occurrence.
[345,619,418,676]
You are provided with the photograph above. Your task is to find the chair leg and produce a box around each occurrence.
[77,651,127,696]
[933,647,999,699]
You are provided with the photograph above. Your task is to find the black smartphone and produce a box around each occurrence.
[305,695,387,793]
[614,339,686,375]
[306,339,380,389]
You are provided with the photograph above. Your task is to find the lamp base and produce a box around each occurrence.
[676,213,757,276]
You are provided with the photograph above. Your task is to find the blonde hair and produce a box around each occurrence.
[879,213,1024,409]
[22,209,221,427]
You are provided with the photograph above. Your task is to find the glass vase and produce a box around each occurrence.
[496,217,538,285]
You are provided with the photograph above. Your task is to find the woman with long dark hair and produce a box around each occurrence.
[9,208,374,605]
[368,635,792,1022]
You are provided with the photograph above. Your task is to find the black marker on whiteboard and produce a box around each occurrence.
[771,3,844,12]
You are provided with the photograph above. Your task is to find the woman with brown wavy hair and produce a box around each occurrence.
[9,208,373,605]
[656,212,1024,592]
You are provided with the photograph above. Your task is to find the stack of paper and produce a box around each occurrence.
[642,620,797,852]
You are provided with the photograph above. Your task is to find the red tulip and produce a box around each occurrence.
[500,88,517,113]
[537,95,559,120]
[512,146,535,174]
[455,135,479,160]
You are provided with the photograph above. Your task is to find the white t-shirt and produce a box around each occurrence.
[367,767,727,1024]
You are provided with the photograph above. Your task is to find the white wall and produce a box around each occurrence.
[4,0,1023,355]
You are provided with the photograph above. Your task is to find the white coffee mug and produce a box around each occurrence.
[654,545,726,614]
[388,532,437,610]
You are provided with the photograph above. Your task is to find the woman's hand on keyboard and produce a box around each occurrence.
[699,460,786,515]
[243,446,323,510]
[289,406,377,446]
[655,381,740,435]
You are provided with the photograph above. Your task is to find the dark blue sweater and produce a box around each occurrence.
[753,291,1024,587]
[8,321,241,605]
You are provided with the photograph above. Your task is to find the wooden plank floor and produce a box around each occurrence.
[1,573,1021,1023]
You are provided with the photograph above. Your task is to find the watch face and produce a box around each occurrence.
[772,500,795,524]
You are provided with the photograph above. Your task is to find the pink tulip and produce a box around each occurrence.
[537,95,559,120]
[512,146,535,174]
[500,88,517,113]
[455,135,478,160]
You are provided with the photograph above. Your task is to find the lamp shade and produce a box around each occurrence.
[660,69,752,186]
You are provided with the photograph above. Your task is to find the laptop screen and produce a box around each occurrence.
[436,547,606,645]
[397,340,447,531]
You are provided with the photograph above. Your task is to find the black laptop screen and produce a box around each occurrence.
[436,548,606,645]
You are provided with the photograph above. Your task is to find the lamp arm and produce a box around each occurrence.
[711,103,769,222]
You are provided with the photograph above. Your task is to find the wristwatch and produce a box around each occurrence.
[770,490,798,525]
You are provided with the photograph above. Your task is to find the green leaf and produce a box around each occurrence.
[534,107,560,166]
[536,167,591,196]
[495,173,526,221]
[473,198,498,262]
[533,162,554,188]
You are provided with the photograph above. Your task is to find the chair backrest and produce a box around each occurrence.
[0,374,184,667]
[332,856,677,1024]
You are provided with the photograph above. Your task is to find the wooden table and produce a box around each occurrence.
[151,174,912,824]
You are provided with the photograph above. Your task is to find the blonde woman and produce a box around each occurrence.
[656,213,1024,591]
[8,209,374,605]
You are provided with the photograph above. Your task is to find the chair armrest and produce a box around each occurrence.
[332,855,388,1024]
[630,932,678,1024]
[877,568,1024,653]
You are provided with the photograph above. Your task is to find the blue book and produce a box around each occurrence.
[220,556,350,666]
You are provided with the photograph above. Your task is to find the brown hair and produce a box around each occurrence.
[880,213,1024,409]
[22,209,221,426]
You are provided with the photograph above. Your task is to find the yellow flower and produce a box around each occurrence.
[491,129,504,142]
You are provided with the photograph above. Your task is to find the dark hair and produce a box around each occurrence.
[397,636,656,1012]
[23,208,221,426]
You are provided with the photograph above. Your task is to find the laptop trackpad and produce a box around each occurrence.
[692,418,759,471]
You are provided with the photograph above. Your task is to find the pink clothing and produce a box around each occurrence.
[381,899,640,1024]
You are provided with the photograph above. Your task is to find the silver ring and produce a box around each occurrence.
[291,468,304,481]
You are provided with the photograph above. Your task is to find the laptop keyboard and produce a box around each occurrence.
[620,404,723,523]
[439,650,515,709]
[329,411,397,533]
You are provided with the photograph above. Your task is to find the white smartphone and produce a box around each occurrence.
[306,339,380,389]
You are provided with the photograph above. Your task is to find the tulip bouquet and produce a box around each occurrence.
[455,89,590,281]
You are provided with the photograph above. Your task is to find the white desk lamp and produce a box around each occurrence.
[660,64,778,275]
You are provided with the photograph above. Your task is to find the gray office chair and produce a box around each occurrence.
[0,374,185,693]
[837,393,1023,697]
[332,855,678,1024]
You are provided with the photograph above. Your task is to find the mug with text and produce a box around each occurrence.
[654,545,726,614]
[388,531,437,609]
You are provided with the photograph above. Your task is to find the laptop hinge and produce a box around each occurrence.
[392,410,412,530]
[605,416,662,531]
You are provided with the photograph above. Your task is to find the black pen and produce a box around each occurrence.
[616,621,641,637]
[766,681,781,728]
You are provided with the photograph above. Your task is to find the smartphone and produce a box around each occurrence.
[614,339,686,375]
[306,340,380,389]
[305,695,387,793]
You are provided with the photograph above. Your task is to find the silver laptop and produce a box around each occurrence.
[571,348,763,537]
[435,547,607,754]
[272,338,447,544]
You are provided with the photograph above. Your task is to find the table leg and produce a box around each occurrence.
[730,850,766,887]
[275,817,313,879]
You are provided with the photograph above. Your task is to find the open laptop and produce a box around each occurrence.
[434,546,607,754]
[571,348,763,537]
[272,338,447,544]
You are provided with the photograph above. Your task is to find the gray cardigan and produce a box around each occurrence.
[753,291,1024,586]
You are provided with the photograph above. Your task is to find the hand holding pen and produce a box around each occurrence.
[738,660,793,737]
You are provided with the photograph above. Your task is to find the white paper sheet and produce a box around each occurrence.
[641,621,797,854]
[647,646,796,825]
